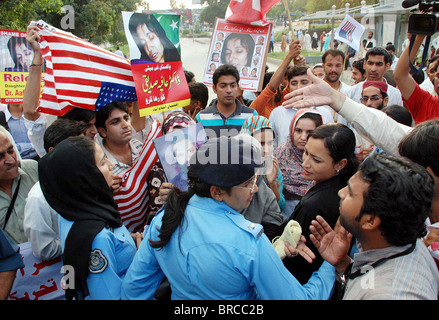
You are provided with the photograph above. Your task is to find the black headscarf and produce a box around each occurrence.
[38,137,122,300]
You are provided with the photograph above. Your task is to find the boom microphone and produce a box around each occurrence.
[402,0,422,8]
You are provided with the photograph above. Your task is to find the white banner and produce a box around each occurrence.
[334,15,365,52]
[8,242,65,300]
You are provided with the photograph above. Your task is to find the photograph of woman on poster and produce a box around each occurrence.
[128,13,180,63]
[220,33,255,72]
[5,36,33,71]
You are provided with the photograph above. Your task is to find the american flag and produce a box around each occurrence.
[32,20,137,116]
[334,15,365,52]
[113,120,162,232]
[339,21,355,42]
[225,0,280,26]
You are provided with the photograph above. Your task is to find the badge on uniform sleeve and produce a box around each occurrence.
[89,249,108,273]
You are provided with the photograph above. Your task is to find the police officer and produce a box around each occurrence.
[39,136,137,300]
[122,134,337,300]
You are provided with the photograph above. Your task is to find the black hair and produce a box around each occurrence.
[62,108,96,124]
[358,153,434,246]
[7,36,32,70]
[385,44,396,52]
[365,47,392,65]
[149,168,232,249]
[44,118,87,152]
[128,13,180,62]
[352,59,366,76]
[95,101,128,132]
[382,105,414,127]
[66,136,96,164]
[398,118,439,176]
[287,66,309,82]
[310,123,359,183]
[322,49,345,64]
[298,112,323,128]
[188,82,209,109]
[184,70,195,83]
[212,64,240,87]
[220,33,255,68]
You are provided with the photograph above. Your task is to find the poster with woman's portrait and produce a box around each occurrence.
[0,29,45,103]
[153,122,208,191]
[202,19,272,92]
[122,12,190,117]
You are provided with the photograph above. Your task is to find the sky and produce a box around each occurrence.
[146,0,203,11]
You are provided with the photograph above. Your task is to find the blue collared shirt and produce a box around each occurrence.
[4,108,37,159]
[122,195,335,300]
[59,216,137,300]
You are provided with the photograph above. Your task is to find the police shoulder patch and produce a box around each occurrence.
[89,249,108,273]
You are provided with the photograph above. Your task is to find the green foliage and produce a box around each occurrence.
[199,0,229,26]
[0,0,140,45]
[0,0,64,30]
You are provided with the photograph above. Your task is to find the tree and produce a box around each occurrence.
[199,0,229,26]
[0,0,64,31]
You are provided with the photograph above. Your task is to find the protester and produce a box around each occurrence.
[121,134,341,300]
[23,25,98,157]
[239,116,285,238]
[351,59,366,84]
[360,81,388,110]
[0,126,38,244]
[308,153,439,299]
[249,40,302,119]
[394,34,439,124]
[3,103,38,160]
[274,109,323,220]
[312,64,325,79]
[23,119,86,261]
[282,69,439,264]
[183,82,209,119]
[419,55,439,95]
[39,136,138,300]
[281,123,359,285]
[269,66,333,147]
[196,64,257,138]
[346,47,403,106]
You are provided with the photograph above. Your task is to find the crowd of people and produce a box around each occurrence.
[0,22,439,301]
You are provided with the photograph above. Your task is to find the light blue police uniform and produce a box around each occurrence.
[59,216,137,300]
[121,195,335,300]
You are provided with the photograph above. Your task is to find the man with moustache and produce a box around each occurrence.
[307,153,439,300]
[360,81,388,110]
[321,49,351,124]
[0,126,38,244]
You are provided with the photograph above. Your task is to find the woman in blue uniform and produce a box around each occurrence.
[38,136,137,300]
[122,134,339,300]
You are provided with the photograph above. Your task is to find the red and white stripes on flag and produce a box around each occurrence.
[225,0,280,26]
[113,120,162,232]
[334,15,365,52]
[31,20,136,116]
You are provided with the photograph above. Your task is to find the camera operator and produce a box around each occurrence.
[394,33,439,124]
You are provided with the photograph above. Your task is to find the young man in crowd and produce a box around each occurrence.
[346,47,403,107]
[196,64,257,139]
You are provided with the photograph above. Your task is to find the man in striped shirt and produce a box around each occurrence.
[95,102,143,179]
[196,64,257,139]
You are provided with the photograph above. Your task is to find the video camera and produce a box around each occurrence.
[403,0,439,35]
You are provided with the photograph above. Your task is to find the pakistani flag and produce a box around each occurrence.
[122,11,181,62]
[154,14,181,54]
